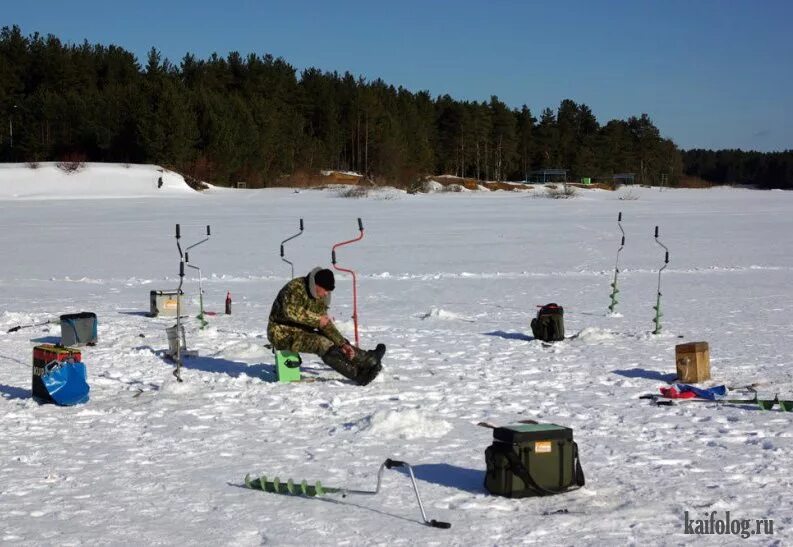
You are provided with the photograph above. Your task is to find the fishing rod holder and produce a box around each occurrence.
[331,218,365,346]
[280,218,304,278]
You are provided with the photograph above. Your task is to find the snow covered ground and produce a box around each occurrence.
[1,165,792,545]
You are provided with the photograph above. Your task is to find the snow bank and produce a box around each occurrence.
[0,163,198,200]
[421,179,444,193]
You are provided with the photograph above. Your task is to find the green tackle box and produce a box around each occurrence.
[485,422,585,498]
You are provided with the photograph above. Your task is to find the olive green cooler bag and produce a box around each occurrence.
[484,423,585,497]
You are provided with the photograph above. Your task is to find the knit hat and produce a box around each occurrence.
[314,269,335,291]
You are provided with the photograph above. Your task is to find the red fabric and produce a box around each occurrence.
[659,386,696,399]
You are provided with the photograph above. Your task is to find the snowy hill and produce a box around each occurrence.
[0,177,792,545]
[0,163,200,200]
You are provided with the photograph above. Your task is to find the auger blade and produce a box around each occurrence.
[242,474,341,497]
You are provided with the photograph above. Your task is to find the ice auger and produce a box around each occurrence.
[652,225,669,334]
[243,458,451,529]
[608,212,625,314]
[185,225,211,329]
[331,218,365,346]
[280,218,304,278]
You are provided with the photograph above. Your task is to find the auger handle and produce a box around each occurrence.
[621,235,625,246]
[618,212,622,222]
[655,226,659,238]
[383,458,452,530]
[280,244,285,258]
[300,218,304,231]
[665,251,669,264]
[332,250,337,264]
[176,224,181,239]
[385,459,406,469]
[185,252,189,263]
[358,218,363,231]
[180,262,184,277]
[206,225,211,236]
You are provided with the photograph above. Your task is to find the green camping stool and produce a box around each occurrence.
[274,350,301,383]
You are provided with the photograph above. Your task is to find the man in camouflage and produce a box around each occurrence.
[268,267,384,385]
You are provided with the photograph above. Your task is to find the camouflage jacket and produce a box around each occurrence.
[268,268,346,346]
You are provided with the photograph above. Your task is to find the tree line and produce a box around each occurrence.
[2,25,685,187]
[682,149,793,190]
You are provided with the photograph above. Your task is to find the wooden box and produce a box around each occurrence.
[675,341,710,383]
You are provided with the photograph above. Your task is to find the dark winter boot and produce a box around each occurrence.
[352,344,386,369]
[371,343,386,365]
[352,344,386,386]
[321,346,360,382]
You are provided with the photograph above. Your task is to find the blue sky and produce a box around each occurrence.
[3,0,792,151]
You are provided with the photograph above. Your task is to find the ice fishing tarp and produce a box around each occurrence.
[60,312,98,346]
[32,344,90,405]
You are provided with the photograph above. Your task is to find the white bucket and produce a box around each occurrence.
[166,324,186,357]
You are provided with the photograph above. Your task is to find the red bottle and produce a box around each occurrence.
[225,291,232,315]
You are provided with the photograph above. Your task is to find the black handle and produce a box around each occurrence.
[331,250,336,264]
[654,226,659,238]
[358,218,363,231]
[206,225,211,236]
[179,262,184,277]
[385,459,406,469]
[621,236,625,246]
[618,212,622,221]
[7,326,21,333]
[665,251,669,264]
[280,244,284,257]
[185,252,190,263]
[429,520,451,529]
[176,224,181,239]
[299,218,304,231]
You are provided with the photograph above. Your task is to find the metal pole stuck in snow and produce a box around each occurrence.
[608,212,625,314]
[652,225,669,334]
[332,218,364,347]
[280,218,304,278]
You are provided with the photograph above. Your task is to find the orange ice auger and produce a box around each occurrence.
[331,218,364,346]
